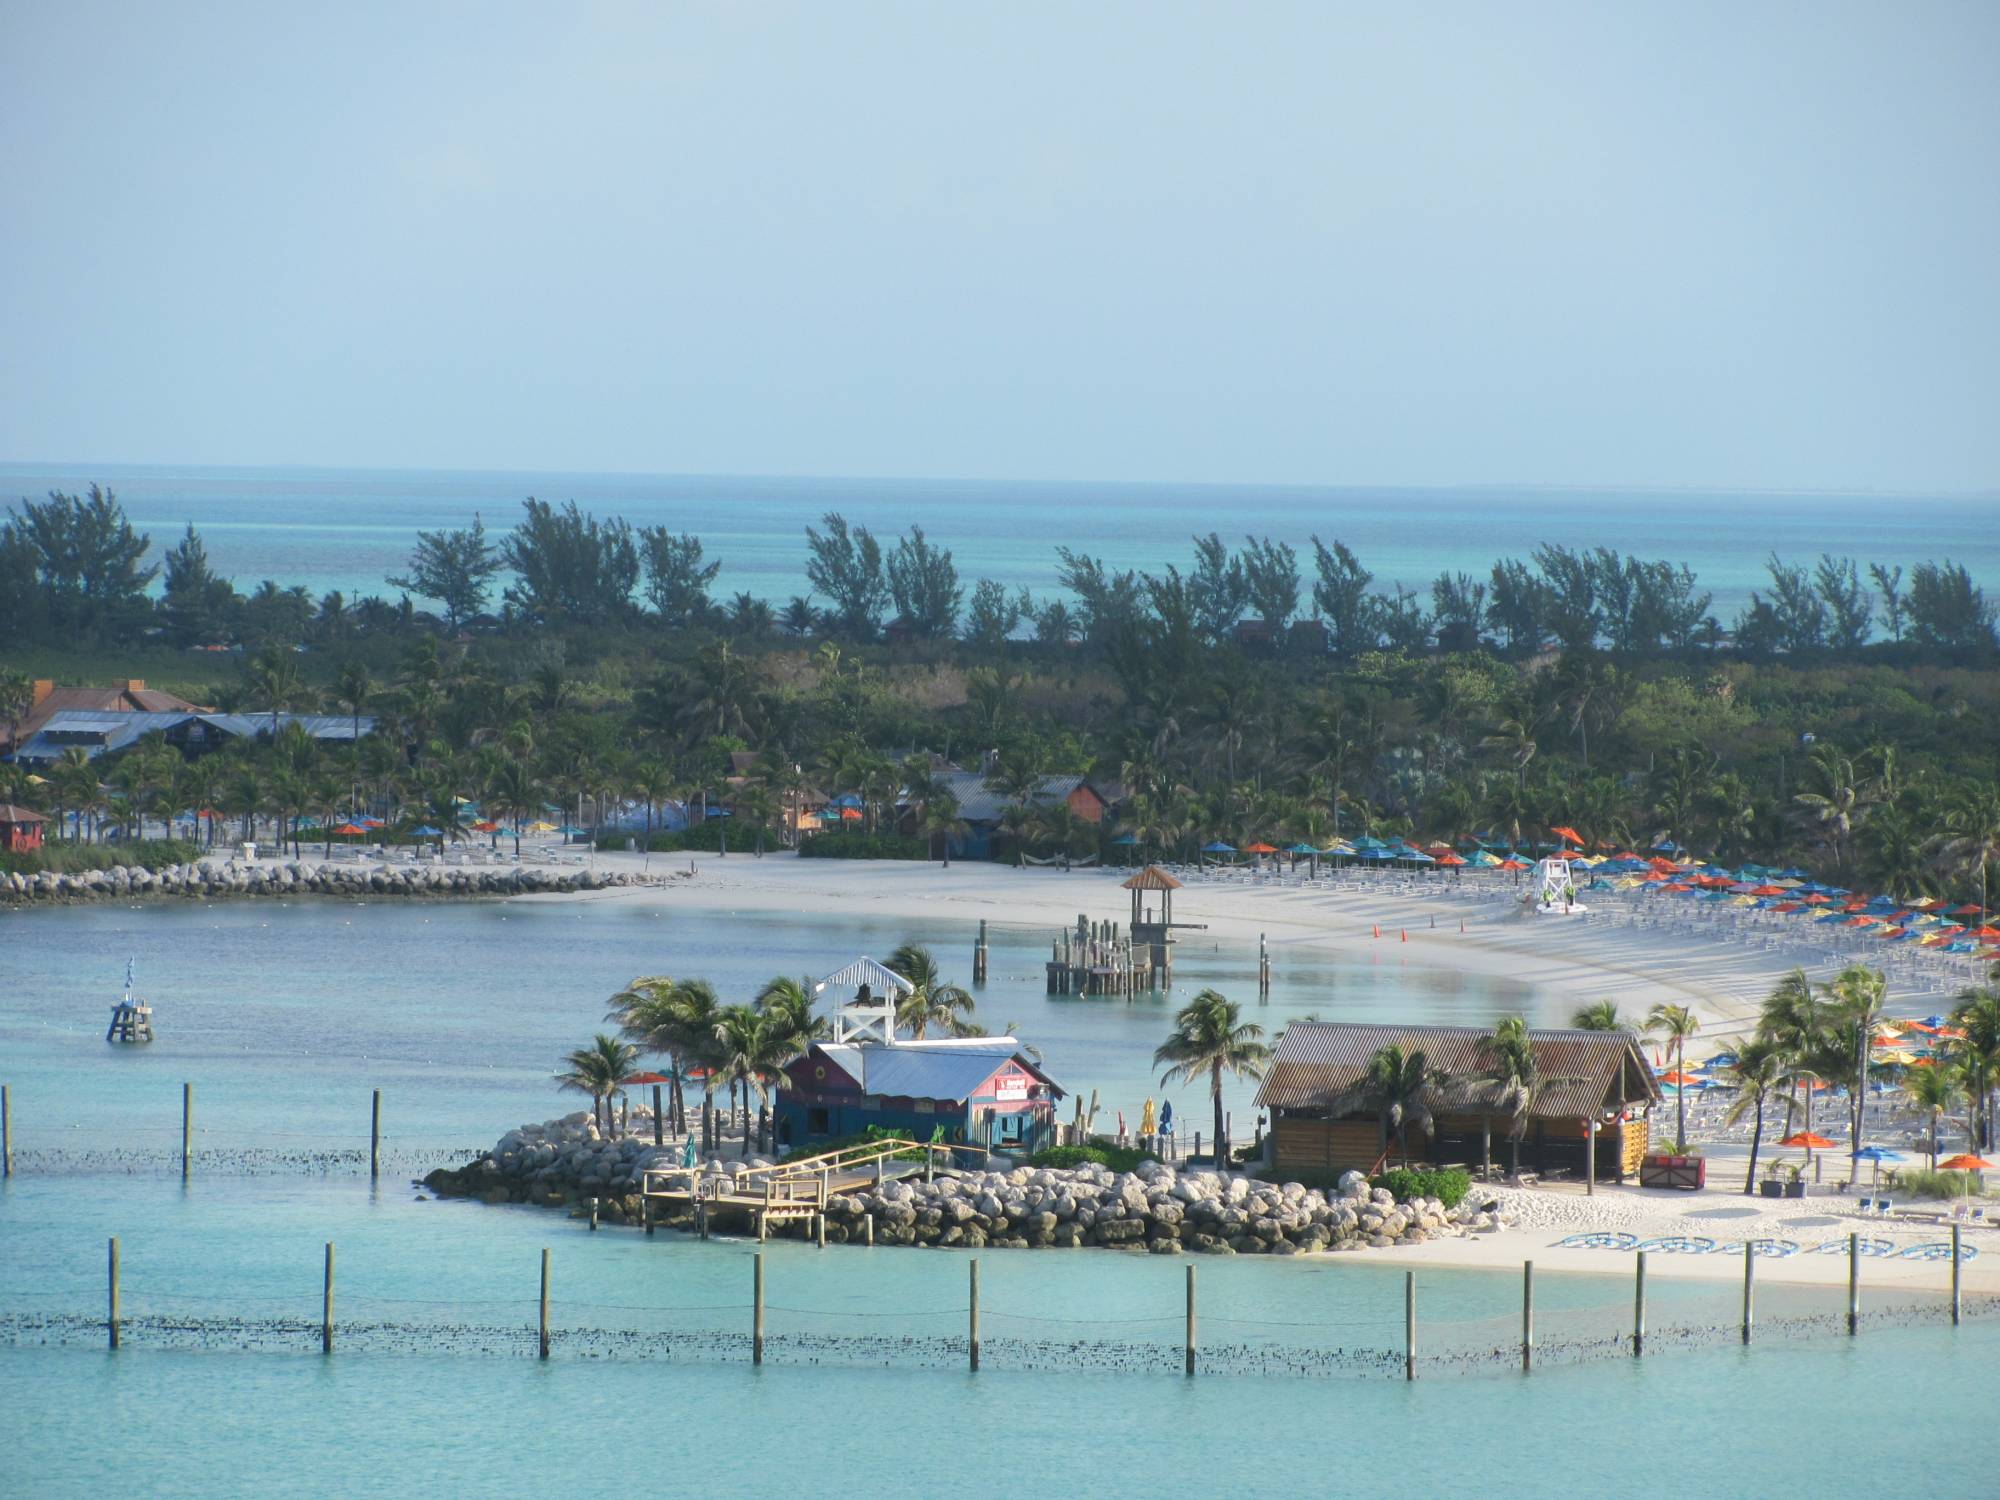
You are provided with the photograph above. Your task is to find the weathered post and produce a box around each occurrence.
[643,1195,654,1237]
[370,1089,381,1181]
[753,1253,765,1366]
[2,1083,11,1177]
[1951,1224,1962,1326]
[538,1248,551,1360]
[817,1209,826,1250]
[652,1085,663,1148]
[1404,1271,1416,1381]
[589,1195,599,1231]
[864,1212,875,1247]
[1522,1260,1534,1372]
[973,918,989,984]
[1585,1119,1596,1197]
[181,1082,193,1180]
[322,1242,335,1354]
[1632,1251,1647,1356]
[1185,1264,1196,1377]
[1742,1242,1756,1344]
[108,1236,120,1350]
[969,1258,981,1372]
[1847,1232,1860,1336]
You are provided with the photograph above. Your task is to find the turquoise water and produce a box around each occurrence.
[0,897,1534,1160]
[3,461,1992,620]
[5,897,1995,1497]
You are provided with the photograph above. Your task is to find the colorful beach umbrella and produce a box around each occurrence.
[1779,1132,1837,1149]
[1938,1154,1996,1171]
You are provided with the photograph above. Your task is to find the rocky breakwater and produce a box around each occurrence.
[1,859,660,904]
[427,1114,1513,1254]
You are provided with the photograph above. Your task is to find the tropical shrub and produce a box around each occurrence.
[797,832,928,860]
[1372,1166,1472,1208]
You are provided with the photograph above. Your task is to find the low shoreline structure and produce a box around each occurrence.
[424,1113,1511,1255]
[1,858,664,904]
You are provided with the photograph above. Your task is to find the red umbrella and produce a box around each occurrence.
[620,1071,674,1086]
[1749,884,1787,896]
[1938,1153,1996,1171]
[1780,1131,1837,1149]
[470,820,500,833]
[333,823,367,836]
[1243,842,1279,854]
[1436,852,1467,866]
[1551,825,1584,845]
[839,807,864,821]
[1498,858,1527,870]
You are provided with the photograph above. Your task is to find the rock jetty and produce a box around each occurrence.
[1,859,660,904]
[426,1113,1512,1254]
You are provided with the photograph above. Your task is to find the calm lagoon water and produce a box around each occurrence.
[3,461,1993,621]
[5,896,1994,1499]
[0,896,1538,1158]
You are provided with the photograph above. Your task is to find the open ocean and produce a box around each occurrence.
[3,462,1995,620]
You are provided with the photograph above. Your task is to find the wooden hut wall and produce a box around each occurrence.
[1272,1116,1383,1175]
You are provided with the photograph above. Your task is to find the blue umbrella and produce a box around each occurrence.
[1201,840,1236,854]
[1852,1146,1903,1162]
[1110,833,1139,846]
[409,824,445,837]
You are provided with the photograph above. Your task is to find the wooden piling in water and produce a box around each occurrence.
[1847,1232,1860,1335]
[537,1249,551,1359]
[1522,1261,1534,1372]
[969,1258,981,1372]
[1404,1271,1415,1381]
[1951,1225,1962,1326]
[1632,1251,1646,1356]
[1185,1264,1196,1377]
[864,1212,875,1246]
[2,1083,11,1177]
[181,1083,193,1180]
[753,1253,765,1366]
[322,1242,335,1354]
[108,1236,120,1350]
[370,1089,381,1180]
[1742,1242,1755,1344]
[589,1196,599,1231]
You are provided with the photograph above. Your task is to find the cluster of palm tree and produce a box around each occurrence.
[557,941,980,1152]
[1153,988,1270,1165]
[1721,969,2000,1189]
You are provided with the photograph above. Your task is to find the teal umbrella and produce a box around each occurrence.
[681,1134,698,1168]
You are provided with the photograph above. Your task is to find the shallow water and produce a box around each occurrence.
[5,898,1995,1498]
[0,896,1536,1159]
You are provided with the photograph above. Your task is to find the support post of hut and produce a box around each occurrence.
[1185,1264,1196,1377]
[753,1253,765,1366]
[1585,1118,1596,1196]
[1742,1242,1755,1344]
[1847,1232,1860,1335]
[1403,1271,1415,1381]
[538,1249,550,1360]
[370,1089,381,1181]
[322,1242,335,1354]
[181,1082,193,1180]
[969,1258,981,1372]
[107,1236,120,1350]
[1521,1261,1534,1372]
[1631,1251,1646,1356]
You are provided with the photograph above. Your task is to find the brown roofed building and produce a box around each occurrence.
[3,679,205,755]
[1255,1019,1660,1183]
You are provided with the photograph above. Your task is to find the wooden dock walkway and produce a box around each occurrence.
[640,1138,961,1230]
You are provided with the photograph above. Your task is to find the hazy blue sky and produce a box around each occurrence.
[2,1,1996,490]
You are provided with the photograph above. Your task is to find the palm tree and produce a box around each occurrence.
[1570,1000,1625,1031]
[1825,963,1888,1163]
[1722,1038,1786,1193]
[333,660,372,749]
[1904,1063,1963,1169]
[1791,748,1877,875]
[555,1034,637,1136]
[755,975,827,1059]
[886,942,978,1038]
[733,784,778,856]
[247,644,303,743]
[1950,985,2000,1149]
[1480,1016,1549,1178]
[1153,988,1269,1168]
[712,1003,779,1146]
[919,793,971,868]
[1645,1002,1701,1149]
[1932,787,2000,922]
[1349,1044,1446,1168]
[1756,968,1825,1136]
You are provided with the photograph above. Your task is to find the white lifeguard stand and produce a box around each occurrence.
[1529,856,1587,916]
[814,956,915,1045]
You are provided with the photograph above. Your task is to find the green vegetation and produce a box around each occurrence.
[1153,989,1270,1168]
[1881,1168,1988,1201]
[0,837,201,877]
[3,491,1999,915]
[1029,1142,1153,1173]
[1371,1166,1473,1209]
[795,832,927,860]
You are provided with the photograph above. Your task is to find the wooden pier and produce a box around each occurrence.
[639,1137,957,1238]
[105,997,153,1044]
[1045,865,1203,996]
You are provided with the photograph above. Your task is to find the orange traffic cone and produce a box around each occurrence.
[1400,929,1407,943]
[1372,924,1380,939]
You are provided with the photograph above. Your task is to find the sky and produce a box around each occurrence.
[2,1,1997,491]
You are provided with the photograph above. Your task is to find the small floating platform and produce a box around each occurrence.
[107,997,154,1043]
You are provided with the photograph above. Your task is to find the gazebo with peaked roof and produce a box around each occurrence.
[813,956,915,1045]
[1119,864,1202,991]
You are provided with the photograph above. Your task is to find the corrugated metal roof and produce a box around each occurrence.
[1255,1021,1659,1119]
[811,1039,1063,1101]
[812,957,915,997]
[918,770,1089,824]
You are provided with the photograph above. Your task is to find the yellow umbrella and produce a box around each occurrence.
[525,820,558,833]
